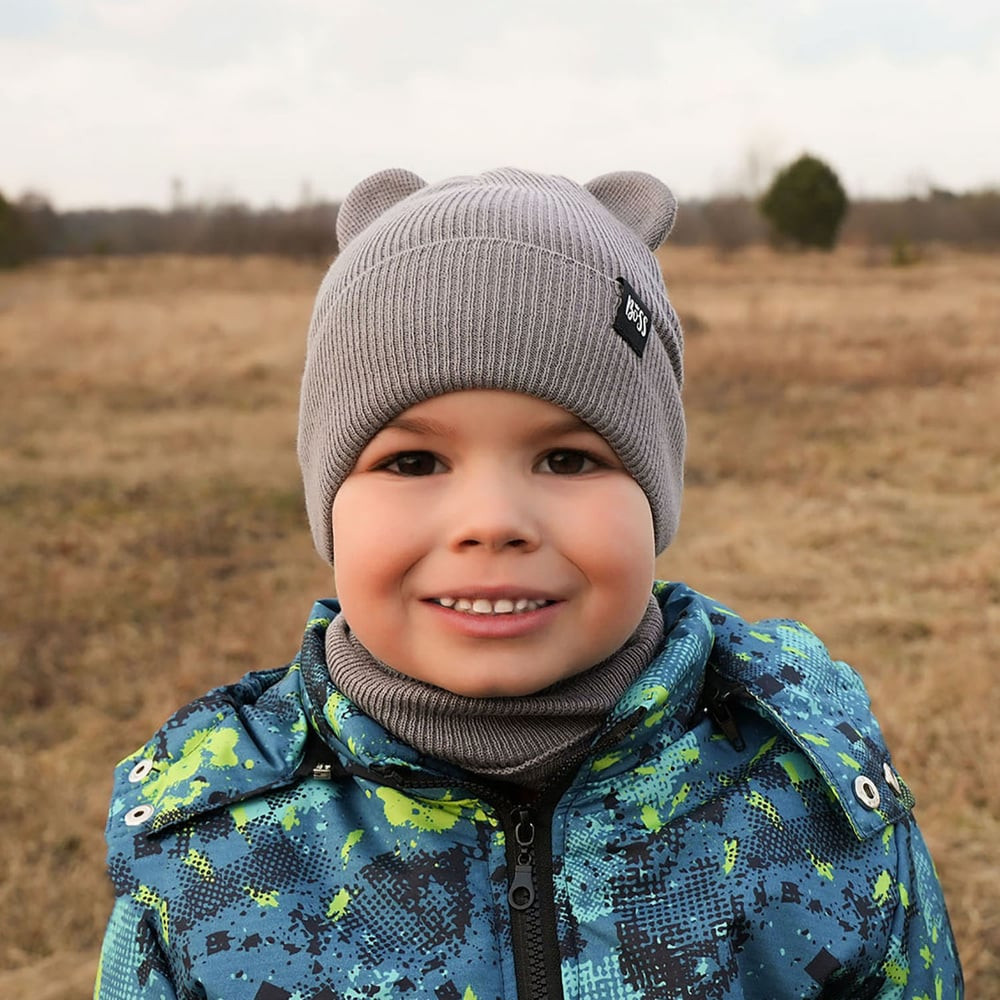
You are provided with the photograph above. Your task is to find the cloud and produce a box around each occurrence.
[1,0,997,207]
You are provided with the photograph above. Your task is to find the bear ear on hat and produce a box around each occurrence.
[336,168,427,250]
[584,171,677,251]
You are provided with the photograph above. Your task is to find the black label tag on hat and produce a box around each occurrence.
[613,277,652,358]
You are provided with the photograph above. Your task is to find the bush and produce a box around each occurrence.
[759,154,848,250]
[0,190,35,268]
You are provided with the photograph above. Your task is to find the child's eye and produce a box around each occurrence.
[378,451,443,476]
[540,449,601,475]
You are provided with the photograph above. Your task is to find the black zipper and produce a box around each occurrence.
[500,710,647,1000]
[334,762,567,999]
[336,708,647,1000]
[504,801,563,1000]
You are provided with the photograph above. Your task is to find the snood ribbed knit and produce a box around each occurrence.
[325,597,664,788]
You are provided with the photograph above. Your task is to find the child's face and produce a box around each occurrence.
[331,390,656,697]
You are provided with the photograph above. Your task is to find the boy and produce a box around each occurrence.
[96,168,961,999]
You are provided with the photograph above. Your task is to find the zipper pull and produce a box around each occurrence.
[507,809,536,911]
[703,673,747,752]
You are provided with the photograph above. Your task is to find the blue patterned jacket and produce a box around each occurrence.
[96,582,961,999]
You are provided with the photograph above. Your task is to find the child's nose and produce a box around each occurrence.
[445,474,542,553]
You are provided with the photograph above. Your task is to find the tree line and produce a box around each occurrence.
[3,155,1000,269]
[0,192,339,267]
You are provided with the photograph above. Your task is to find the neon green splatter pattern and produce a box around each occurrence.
[96,584,962,998]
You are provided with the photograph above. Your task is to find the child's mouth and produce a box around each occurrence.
[430,597,556,615]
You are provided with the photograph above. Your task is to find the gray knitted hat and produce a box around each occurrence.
[298,167,685,565]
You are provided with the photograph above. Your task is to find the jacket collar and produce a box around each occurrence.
[134,587,708,833]
[132,584,908,841]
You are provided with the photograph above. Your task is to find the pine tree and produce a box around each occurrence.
[759,155,848,250]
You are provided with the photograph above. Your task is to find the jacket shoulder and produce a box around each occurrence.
[105,664,308,849]
[701,597,915,840]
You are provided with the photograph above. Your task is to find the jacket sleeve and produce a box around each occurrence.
[94,894,179,1000]
[874,818,963,999]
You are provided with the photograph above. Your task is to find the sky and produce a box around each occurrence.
[2,0,998,210]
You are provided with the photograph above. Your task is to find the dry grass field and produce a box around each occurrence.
[1,247,997,997]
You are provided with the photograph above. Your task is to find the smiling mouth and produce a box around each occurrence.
[430,597,556,615]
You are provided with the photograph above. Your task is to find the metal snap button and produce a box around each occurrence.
[853,774,881,810]
[128,758,155,783]
[124,804,155,827]
[883,761,902,796]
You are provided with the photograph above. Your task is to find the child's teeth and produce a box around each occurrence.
[437,597,548,614]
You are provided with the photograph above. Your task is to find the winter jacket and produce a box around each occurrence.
[96,582,962,999]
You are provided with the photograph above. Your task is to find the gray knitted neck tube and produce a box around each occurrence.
[298,167,686,564]
[325,595,665,788]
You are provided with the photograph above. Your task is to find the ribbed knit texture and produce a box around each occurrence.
[325,596,664,788]
[298,168,686,564]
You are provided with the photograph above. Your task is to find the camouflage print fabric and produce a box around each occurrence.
[96,582,962,999]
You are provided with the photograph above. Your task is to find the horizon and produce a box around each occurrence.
[14,178,999,217]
